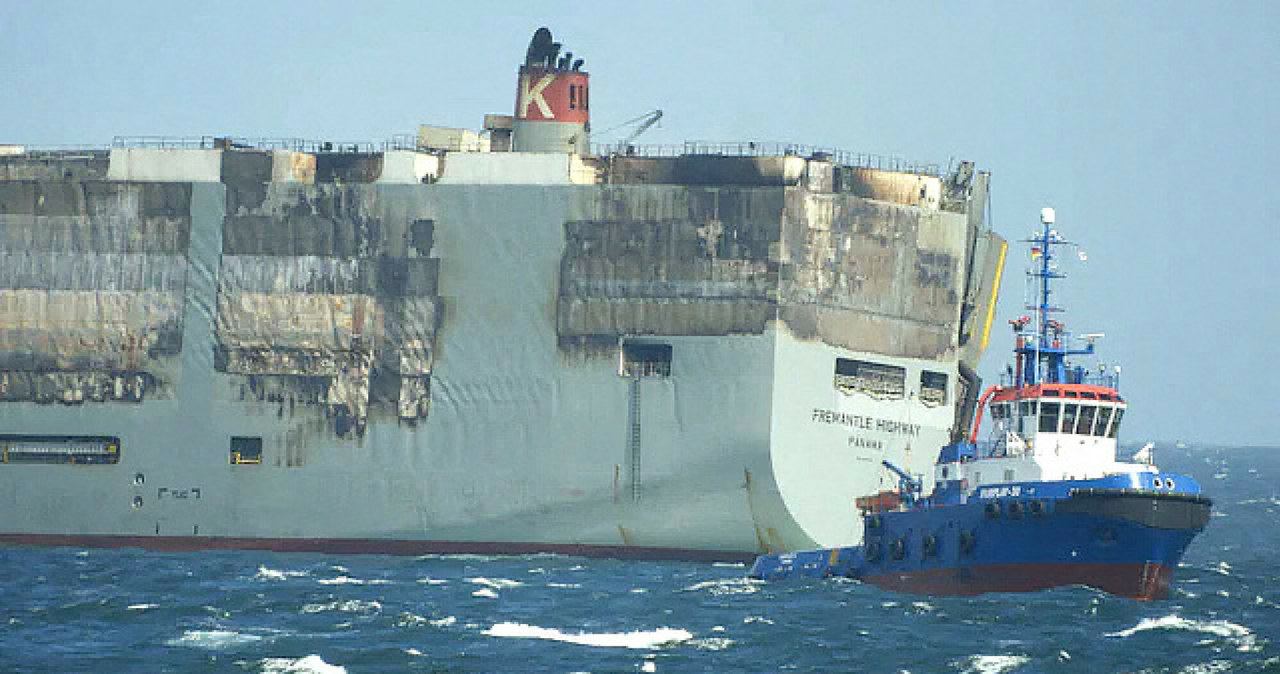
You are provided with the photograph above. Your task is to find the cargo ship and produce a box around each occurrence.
[749,209,1212,597]
[0,28,1005,561]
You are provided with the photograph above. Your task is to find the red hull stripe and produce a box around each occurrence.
[862,562,1173,600]
[0,533,757,564]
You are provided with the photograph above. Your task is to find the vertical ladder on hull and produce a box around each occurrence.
[628,375,642,502]
[1138,561,1160,599]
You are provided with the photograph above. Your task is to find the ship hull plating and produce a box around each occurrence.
[0,147,1001,558]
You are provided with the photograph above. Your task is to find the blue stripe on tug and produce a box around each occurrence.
[751,209,1213,599]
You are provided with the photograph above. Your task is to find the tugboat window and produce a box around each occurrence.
[1018,401,1037,433]
[1107,408,1125,438]
[1060,404,1078,434]
[1093,407,1113,437]
[1076,405,1096,435]
[1039,402,1060,433]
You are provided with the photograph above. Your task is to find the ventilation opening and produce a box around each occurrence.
[835,358,905,399]
[0,435,120,465]
[230,436,263,465]
[620,341,672,378]
[920,370,949,406]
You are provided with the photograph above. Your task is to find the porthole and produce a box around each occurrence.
[134,473,145,486]
[1152,477,1164,489]
[132,496,143,509]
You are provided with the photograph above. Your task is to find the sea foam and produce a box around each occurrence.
[165,629,265,650]
[254,566,311,581]
[956,654,1031,674]
[1106,615,1261,652]
[259,654,346,673]
[483,622,692,649]
[680,578,761,596]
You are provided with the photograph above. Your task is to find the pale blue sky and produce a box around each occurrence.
[3,1,1277,446]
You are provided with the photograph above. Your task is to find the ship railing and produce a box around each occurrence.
[592,141,940,176]
[385,134,421,151]
[111,136,383,153]
[998,371,1120,389]
[974,433,1031,460]
[0,145,110,159]
[384,134,491,153]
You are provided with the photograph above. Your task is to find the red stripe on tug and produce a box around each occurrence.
[0,533,757,564]
[969,381,1126,443]
[989,383,1124,403]
[862,562,1174,600]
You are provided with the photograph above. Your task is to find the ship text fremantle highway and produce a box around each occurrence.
[810,409,924,437]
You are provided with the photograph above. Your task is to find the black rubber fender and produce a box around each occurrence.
[889,538,907,561]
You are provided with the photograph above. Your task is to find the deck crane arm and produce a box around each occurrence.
[612,109,663,153]
[881,460,923,508]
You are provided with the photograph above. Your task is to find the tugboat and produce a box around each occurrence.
[750,208,1212,599]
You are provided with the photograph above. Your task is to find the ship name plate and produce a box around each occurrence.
[810,408,921,436]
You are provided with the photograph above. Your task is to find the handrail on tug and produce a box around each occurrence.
[967,385,1000,444]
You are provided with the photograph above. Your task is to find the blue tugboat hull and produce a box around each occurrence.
[750,485,1212,599]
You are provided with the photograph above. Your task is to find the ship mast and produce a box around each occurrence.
[1013,208,1094,387]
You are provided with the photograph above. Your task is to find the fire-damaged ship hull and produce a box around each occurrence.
[0,29,1006,560]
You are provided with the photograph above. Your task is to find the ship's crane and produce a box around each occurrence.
[882,460,923,508]
[599,109,663,155]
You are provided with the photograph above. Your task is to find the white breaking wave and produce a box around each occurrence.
[546,582,582,589]
[166,629,265,650]
[472,588,499,599]
[1106,615,1261,652]
[300,599,382,615]
[395,612,430,627]
[483,622,693,649]
[126,603,158,611]
[680,578,761,596]
[416,577,449,585]
[316,575,391,585]
[689,636,735,651]
[467,577,524,589]
[254,566,311,581]
[416,553,503,562]
[258,655,346,673]
[956,654,1031,674]
[1177,661,1235,674]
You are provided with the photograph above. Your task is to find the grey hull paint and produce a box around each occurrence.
[0,153,1002,558]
